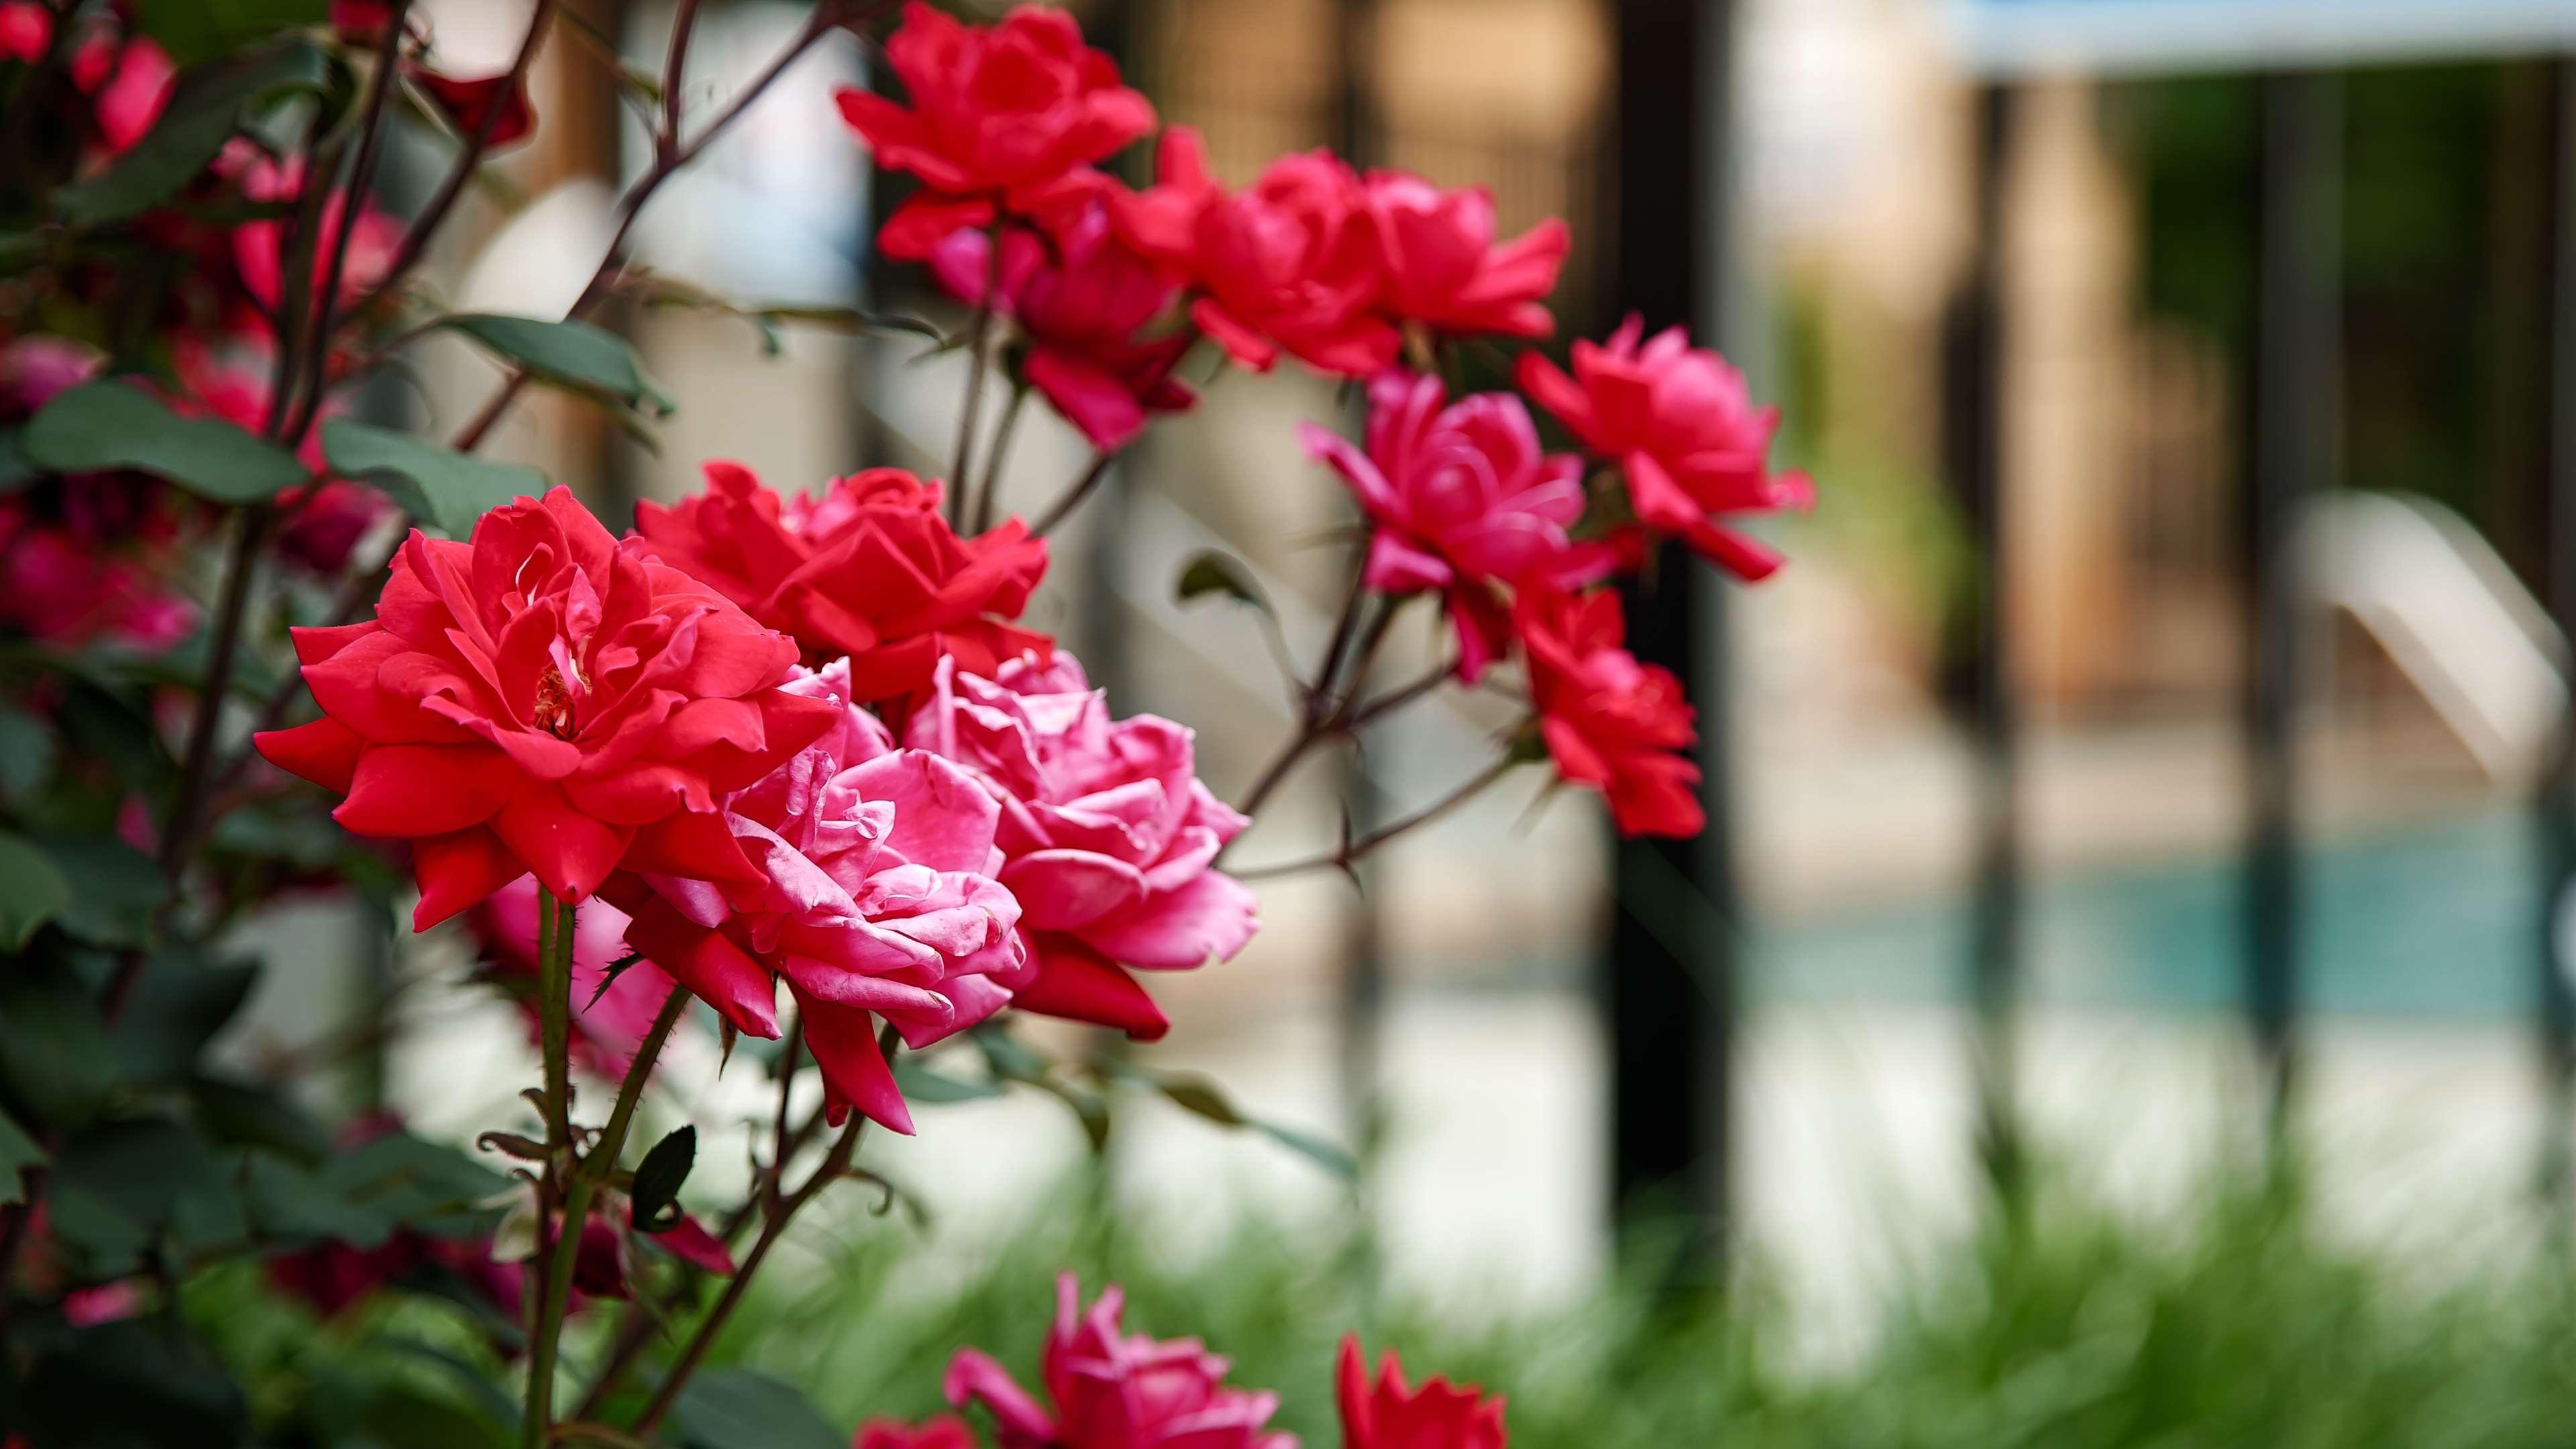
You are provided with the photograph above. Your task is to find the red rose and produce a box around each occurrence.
[1364,170,1567,340]
[1517,315,1812,580]
[1337,1338,1508,1449]
[856,1416,976,1449]
[1513,584,1703,839]
[835,2,1154,260]
[254,488,839,926]
[633,462,1051,706]
[1117,127,1399,377]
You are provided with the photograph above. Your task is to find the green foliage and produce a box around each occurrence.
[22,380,311,503]
[669,1367,844,1449]
[0,830,70,949]
[679,1161,2576,1449]
[321,420,547,537]
[434,314,676,421]
[631,1126,698,1234]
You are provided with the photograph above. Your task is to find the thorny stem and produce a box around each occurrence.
[523,889,579,1449]
[1234,557,1375,818]
[970,382,1026,534]
[1342,655,1458,731]
[948,225,1004,525]
[1233,753,1523,881]
[628,1024,898,1437]
[1028,451,1114,539]
[661,0,704,153]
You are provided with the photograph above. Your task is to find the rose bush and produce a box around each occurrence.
[0,2,1801,1444]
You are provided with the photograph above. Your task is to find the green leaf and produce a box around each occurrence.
[628,1125,695,1234]
[0,830,70,950]
[56,40,333,225]
[34,833,169,947]
[1245,1117,1360,1182]
[129,0,327,64]
[1175,549,1271,612]
[435,314,674,417]
[358,1381,511,1449]
[318,1130,508,1243]
[0,702,56,804]
[23,380,309,503]
[191,1075,331,1162]
[0,426,36,490]
[0,1105,44,1203]
[321,419,546,537]
[893,1058,1006,1104]
[668,1368,841,1449]
[49,1116,237,1273]
[0,973,117,1126]
[112,951,260,1085]
[1128,1067,1358,1182]
[16,1320,248,1447]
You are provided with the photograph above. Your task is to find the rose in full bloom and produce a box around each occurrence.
[1117,127,1397,376]
[906,652,1256,1042]
[1299,372,1611,681]
[1338,1338,1507,1449]
[633,462,1051,705]
[1363,172,1566,340]
[1513,585,1702,839]
[1517,315,1811,580]
[604,659,1026,1134]
[855,1417,975,1449]
[945,1275,1295,1449]
[469,875,686,1079]
[835,2,1154,260]
[254,487,841,927]
[928,202,1193,453]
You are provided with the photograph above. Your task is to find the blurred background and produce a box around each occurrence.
[229,0,2576,1382]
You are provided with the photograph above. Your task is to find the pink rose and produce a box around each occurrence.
[1299,371,1611,681]
[905,652,1257,1042]
[1363,171,1567,339]
[604,659,1026,1134]
[1517,315,1813,580]
[928,203,1194,453]
[945,1275,1296,1449]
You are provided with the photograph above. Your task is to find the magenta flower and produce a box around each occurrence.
[929,203,1195,453]
[603,659,1027,1134]
[1362,170,1567,340]
[1518,315,1813,580]
[1299,371,1612,680]
[945,1275,1297,1449]
[906,652,1257,1042]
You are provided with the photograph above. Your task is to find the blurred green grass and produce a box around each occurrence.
[701,1159,2576,1449]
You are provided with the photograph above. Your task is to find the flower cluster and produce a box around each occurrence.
[266,468,1256,1140]
[861,1275,1507,1449]
[833,1,1811,839]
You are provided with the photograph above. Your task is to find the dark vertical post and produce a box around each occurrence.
[1605,0,1735,1264]
[1947,83,2021,1199]
[2245,70,2338,1140]
[2535,55,2576,1212]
